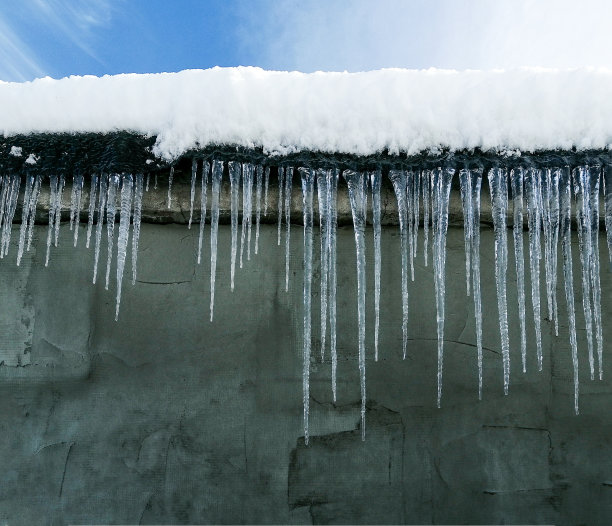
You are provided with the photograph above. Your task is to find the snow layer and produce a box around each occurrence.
[2,67,612,160]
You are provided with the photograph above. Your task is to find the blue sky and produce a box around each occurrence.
[2,0,612,82]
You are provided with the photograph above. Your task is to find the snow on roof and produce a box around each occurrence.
[1,67,611,161]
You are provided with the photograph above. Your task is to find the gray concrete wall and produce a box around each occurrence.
[0,220,610,525]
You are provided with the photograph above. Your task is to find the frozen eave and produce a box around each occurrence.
[2,67,612,160]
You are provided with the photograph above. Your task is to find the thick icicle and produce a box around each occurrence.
[459,169,473,296]
[86,174,98,249]
[197,161,209,265]
[431,167,454,407]
[17,174,34,266]
[300,167,315,445]
[209,160,223,321]
[53,174,65,249]
[406,171,415,282]
[285,167,293,292]
[45,175,59,267]
[228,161,241,291]
[605,166,612,262]
[328,169,339,402]
[72,174,84,247]
[316,169,329,362]
[264,167,270,217]
[239,163,253,267]
[542,168,560,336]
[188,158,197,229]
[422,170,430,266]
[510,168,527,372]
[370,169,382,361]
[277,167,285,246]
[105,174,120,290]
[488,167,511,394]
[587,166,604,379]
[26,175,42,253]
[115,174,133,320]
[470,170,484,399]
[344,170,368,440]
[412,170,420,265]
[1,175,20,258]
[389,169,409,360]
[574,167,595,379]
[560,168,580,413]
[131,173,144,285]
[255,165,263,255]
[525,168,544,370]
[167,166,174,209]
[93,175,108,283]
[69,175,78,231]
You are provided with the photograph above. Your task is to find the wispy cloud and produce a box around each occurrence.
[0,14,44,81]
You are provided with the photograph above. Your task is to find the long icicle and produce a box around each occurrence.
[371,169,382,361]
[588,166,604,379]
[131,173,144,285]
[510,168,527,373]
[105,174,120,290]
[285,167,293,292]
[459,169,473,296]
[167,166,174,209]
[45,174,59,267]
[560,167,580,413]
[316,169,329,362]
[86,174,98,249]
[264,166,270,217]
[344,169,368,440]
[255,165,263,255]
[389,170,409,360]
[470,169,484,399]
[422,170,430,266]
[300,167,315,445]
[188,158,197,229]
[432,167,454,407]
[406,171,415,282]
[197,161,209,265]
[72,174,84,247]
[277,167,285,246]
[93,174,108,283]
[604,165,612,262]
[209,160,223,321]
[328,168,339,402]
[17,174,34,266]
[115,174,133,320]
[412,170,420,266]
[26,174,42,253]
[228,161,241,291]
[239,163,253,267]
[52,174,65,249]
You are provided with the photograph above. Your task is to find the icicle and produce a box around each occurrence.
[26,175,42,253]
[432,167,454,407]
[264,166,270,217]
[92,173,108,280]
[115,174,133,320]
[277,167,285,246]
[300,167,315,445]
[560,168,579,413]
[470,170,484,399]
[239,163,253,267]
[525,168,544,371]
[406,171,415,282]
[510,168,527,373]
[488,167,511,394]
[228,161,241,291]
[145,174,150,192]
[588,166,604,379]
[542,168,560,336]
[0,175,20,258]
[459,169,473,296]
[72,174,83,247]
[605,166,612,262]
[197,161,209,265]
[188,158,197,229]
[422,170,430,266]
[131,173,144,285]
[389,169,409,360]
[86,174,98,249]
[45,175,59,267]
[285,167,293,292]
[69,175,78,231]
[255,165,263,255]
[328,169,339,402]
[316,169,329,362]
[371,169,382,361]
[575,166,595,379]
[209,160,223,321]
[52,174,65,248]
[343,169,368,440]
[105,174,120,290]
[412,170,420,264]
[167,166,174,209]
[17,174,34,266]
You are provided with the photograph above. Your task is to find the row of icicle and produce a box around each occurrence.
[0,160,611,444]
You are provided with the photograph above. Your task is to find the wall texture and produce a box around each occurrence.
[0,221,610,525]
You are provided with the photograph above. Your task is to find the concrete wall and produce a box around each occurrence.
[0,220,610,525]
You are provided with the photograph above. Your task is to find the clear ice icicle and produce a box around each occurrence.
[115,174,133,320]
[105,174,120,290]
[316,169,329,362]
[17,174,34,266]
[371,169,382,361]
[412,170,420,265]
[239,163,253,267]
[26,175,42,253]
[69,175,78,230]
[167,166,174,209]
[86,174,98,249]
[542,168,560,336]
[344,169,368,440]
[3,175,21,257]
[72,174,84,247]
[328,169,339,402]
[488,167,511,394]
[470,170,484,399]
[422,170,430,266]
[459,169,473,296]
[93,174,108,283]
[604,166,612,262]
[228,161,241,291]
[264,167,270,217]
[406,171,415,282]
[277,167,285,246]
[525,168,544,370]
[300,167,315,445]
[389,169,409,360]
[188,158,197,229]
[53,174,65,249]
[131,173,144,285]
[285,167,293,291]
[431,167,454,407]
[197,161,209,265]
[255,165,263,255]
[210,160,223,321]
[560,168,580,413]
[45,174,59,267]
[510,168,527,372]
